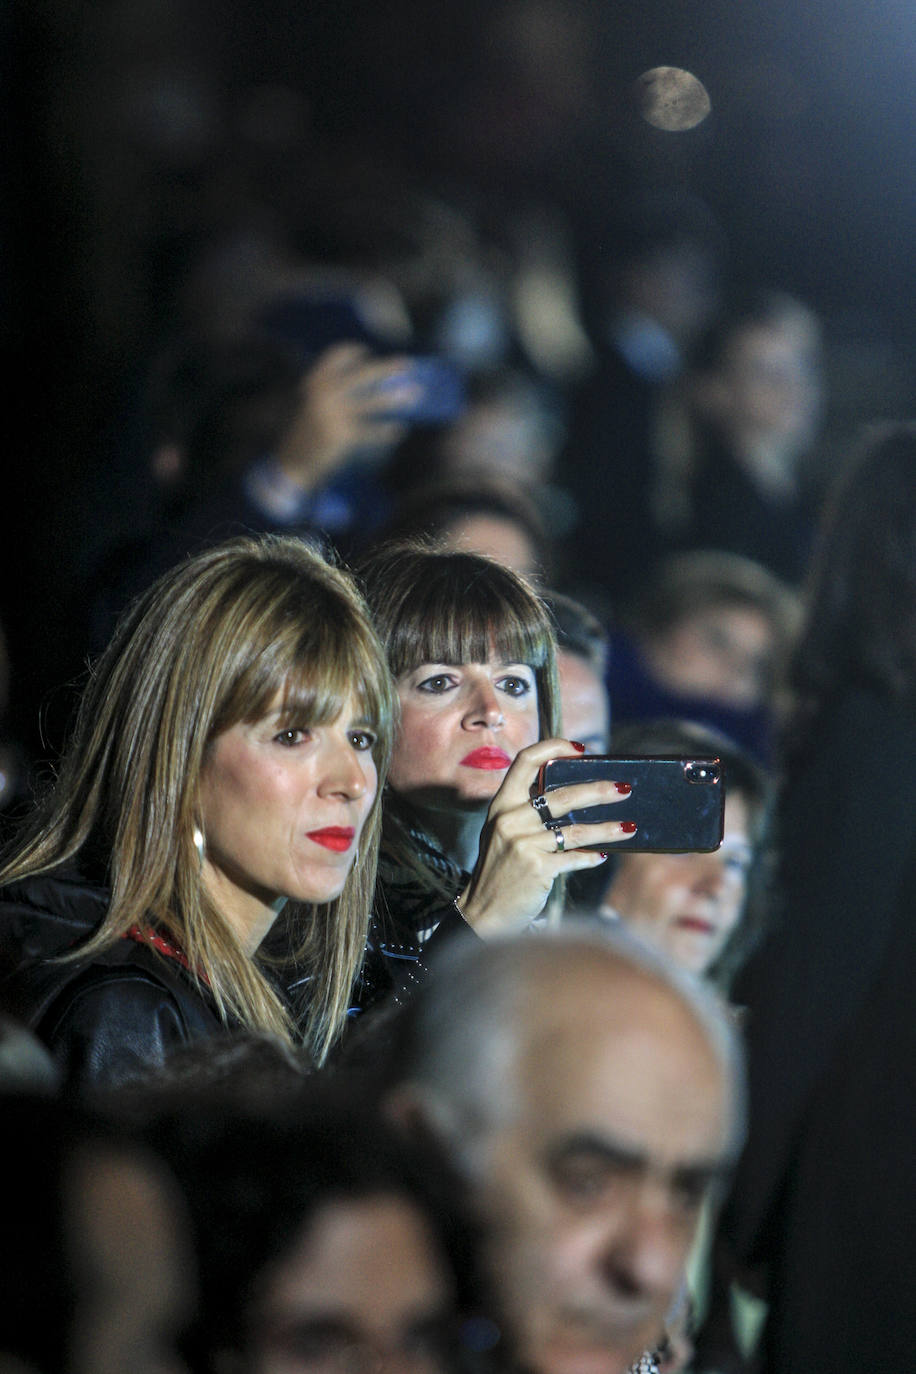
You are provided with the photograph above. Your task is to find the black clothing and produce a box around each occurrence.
[559,344,668,608]
[704,687,916,1370]
[0,868,227,1093]
[355,799,476,1016]
[669,433,817,588]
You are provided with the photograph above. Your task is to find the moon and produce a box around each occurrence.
[634,67,711,132]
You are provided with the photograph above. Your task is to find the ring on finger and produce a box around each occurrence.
[553,827,566,853]
[530,793,555,825]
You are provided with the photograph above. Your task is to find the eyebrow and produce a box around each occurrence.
[546,1131,733,1193]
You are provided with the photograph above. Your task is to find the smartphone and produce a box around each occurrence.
[366,356,466,425]
[534,754,724,853]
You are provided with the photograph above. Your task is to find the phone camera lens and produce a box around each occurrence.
[685,760,720,784]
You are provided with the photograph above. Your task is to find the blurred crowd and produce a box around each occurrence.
[4,2,916,1372]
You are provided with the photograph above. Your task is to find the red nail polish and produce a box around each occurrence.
[615,782,632,795]
[620,821,638,834]
[570,740,587,752]
[598,851,608,859]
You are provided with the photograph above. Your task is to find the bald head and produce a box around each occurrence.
[395,924,742,1159]
[389,925,743,1374]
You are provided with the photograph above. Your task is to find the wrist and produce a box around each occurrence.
[244,456,315,522]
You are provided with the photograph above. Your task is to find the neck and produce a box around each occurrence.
[401,798,487,874]
[202,863,287,955]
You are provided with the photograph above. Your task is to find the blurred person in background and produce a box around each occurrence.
[694,422,916,1372]
[559,190,727,612]
[84,320,433,655]
[374,473,556,585]
[384,365,570,542]
[595,719,771,991]
[605,550,800,767]
[543,590,611,757]
[663,288,825,587]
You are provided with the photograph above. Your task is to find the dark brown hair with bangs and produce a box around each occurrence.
[355,541,560,741]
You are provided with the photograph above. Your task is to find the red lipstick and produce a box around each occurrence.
[460,747,512,770]
[307,827,356,852]
[675,916,715,934]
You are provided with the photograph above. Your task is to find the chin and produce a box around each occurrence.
[287,867,355,907]
[527,1338,634,1374]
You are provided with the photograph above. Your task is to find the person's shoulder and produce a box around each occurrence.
[0,865,110,948]
[37,946,222,1091]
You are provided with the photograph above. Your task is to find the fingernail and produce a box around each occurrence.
[615,782,632,795]
[570,740,587,752]
[620,821,638,834]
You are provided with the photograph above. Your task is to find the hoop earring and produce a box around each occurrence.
[193,826,206,871]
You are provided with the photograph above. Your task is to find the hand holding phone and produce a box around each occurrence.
[534,754,724,853]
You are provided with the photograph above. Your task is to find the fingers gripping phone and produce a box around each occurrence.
[534,755,724,853]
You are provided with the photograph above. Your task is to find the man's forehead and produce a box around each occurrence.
[509,970,731,1159]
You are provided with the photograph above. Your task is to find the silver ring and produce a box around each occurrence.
[530,793,554,825]
[554,828,566,853]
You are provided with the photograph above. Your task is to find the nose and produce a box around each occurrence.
[599,1181,689,1304]
[688,852,728,899]
[461,676,504,730]
[319,734,373,801]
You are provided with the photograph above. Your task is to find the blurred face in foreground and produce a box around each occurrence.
[247,1194,457,1374]
[472,961,731,1374]
[67,1147,195,1374]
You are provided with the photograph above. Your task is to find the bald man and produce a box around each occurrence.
[375,924,744,1374]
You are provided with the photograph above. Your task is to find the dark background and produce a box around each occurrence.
[8,0,916,736]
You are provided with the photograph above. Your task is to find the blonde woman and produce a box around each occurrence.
[0,534,394,1089]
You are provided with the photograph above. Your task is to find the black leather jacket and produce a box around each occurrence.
[0,868,227,1093]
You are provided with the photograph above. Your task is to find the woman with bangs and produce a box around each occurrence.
[352,543,633,1012]
[0,534,395,1090]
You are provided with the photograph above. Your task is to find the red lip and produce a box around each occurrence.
[307,827,356,853]
[675,916,715,934]
[460,747,512,770]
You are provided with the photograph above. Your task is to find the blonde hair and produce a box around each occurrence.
[1,535,395,1065]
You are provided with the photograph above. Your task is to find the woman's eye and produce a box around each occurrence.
[498,674,533,697]
[416,674,456,694]
[274,727,310,747]
[349,730,376,752]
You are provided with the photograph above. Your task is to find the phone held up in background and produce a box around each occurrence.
[363,356,466,425]
[535,755,724,853]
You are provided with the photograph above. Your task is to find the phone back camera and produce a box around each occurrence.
[684,760,721,785]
